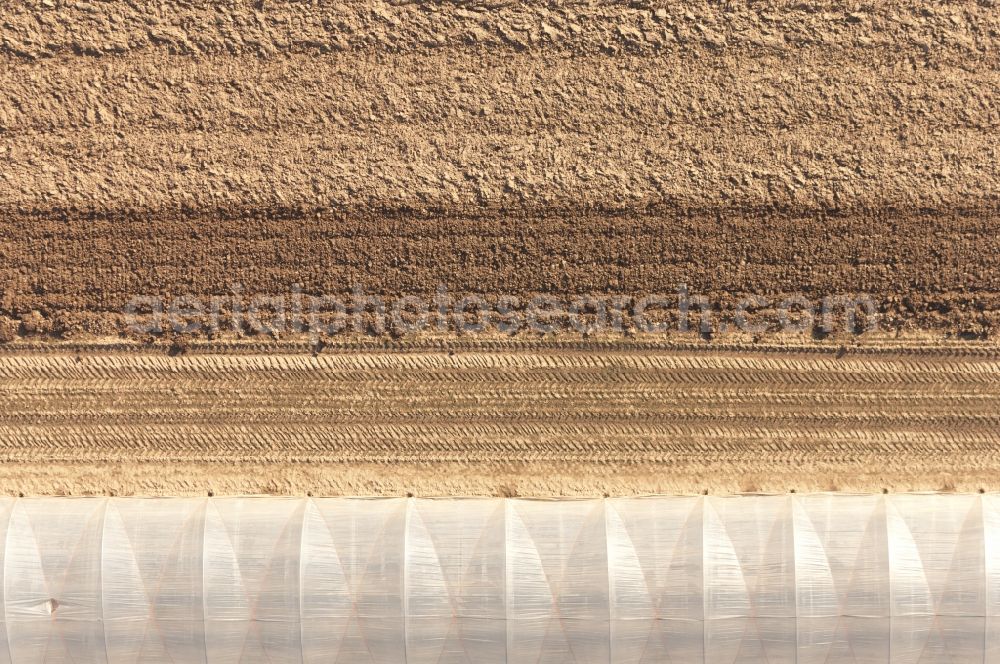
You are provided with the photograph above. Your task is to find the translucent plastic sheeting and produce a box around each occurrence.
[0,495,998,662]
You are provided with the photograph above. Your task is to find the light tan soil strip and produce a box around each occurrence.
[1,343,998,496]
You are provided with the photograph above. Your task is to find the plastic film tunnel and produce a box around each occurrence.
[0,494,997,663]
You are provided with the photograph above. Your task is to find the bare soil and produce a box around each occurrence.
[1,339,998,496]
[0,0,997,494]
[2,1,998,341]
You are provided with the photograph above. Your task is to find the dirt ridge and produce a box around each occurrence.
[4,1,995,61]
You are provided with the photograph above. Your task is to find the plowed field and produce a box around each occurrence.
[1,1,997,495]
